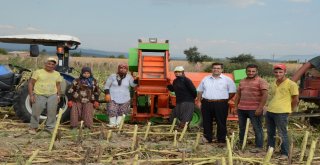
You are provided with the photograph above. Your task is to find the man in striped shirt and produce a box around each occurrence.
[234,64,268,152]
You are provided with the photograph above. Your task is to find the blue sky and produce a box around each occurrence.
[0,0,319,59]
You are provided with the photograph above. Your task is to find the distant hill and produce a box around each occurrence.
[274,54,319,63]
[0,43,127,58]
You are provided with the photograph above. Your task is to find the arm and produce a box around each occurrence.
[234,89,241,110]
[197,91,203,102]
[255,90,268,116]
[228,78,237,100]
[28,78,36,103]
[167,84,174,92]
[129,75,137,87]
[104,76,113,102]
[56,81,61,102]
[93,79,100,101]
[185,78,197,99]
[291,95,299,112]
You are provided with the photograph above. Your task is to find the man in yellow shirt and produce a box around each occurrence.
[266,64,299,159]
[28,57,62,134]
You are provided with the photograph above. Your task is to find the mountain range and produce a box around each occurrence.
[0,43,319,61]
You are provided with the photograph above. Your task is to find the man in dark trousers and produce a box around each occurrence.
[167,66,197,129]
[197,62,236,145]
[234,64,268,153]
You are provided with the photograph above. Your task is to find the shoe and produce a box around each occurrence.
[278,155,288,160]
[28,128,37,135]
[201,136,211,143]
[250,148,264,153]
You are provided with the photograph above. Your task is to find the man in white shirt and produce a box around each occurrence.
[197,62,236,144]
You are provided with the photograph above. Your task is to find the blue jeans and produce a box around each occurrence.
[238,109,263,148]
[266,112,289,156]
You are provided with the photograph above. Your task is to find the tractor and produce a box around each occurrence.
[0,34,80,122]
[291,56,320,126]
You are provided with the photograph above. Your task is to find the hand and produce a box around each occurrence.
[255,108,263,116]
[105,94,111,103]
[67,101,73,108]
[93,101,99,109]
[29,95,35,104]
[57,96,61,103]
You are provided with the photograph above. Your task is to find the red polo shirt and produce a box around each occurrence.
[237,76,268,110]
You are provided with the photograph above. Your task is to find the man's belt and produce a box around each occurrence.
[202,98,228,102]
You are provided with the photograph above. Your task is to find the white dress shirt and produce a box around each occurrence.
[197,74,236,100]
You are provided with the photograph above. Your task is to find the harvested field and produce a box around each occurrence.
[0,107,319,165]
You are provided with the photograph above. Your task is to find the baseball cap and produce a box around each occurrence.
[174,66,184,72]
[46,57,57,64]
[273,63,286,70]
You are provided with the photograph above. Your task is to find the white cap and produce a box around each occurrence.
[174,66,184,72]
[46,57,57,64]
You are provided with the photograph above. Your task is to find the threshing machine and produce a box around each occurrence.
[127,38,246,126]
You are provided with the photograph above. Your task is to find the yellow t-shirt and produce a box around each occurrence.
[268,79,299,113]
[31,69,62,95]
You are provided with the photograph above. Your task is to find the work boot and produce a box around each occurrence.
[116,115,125,126]
[28,128,37,135]
[107,117,117,128]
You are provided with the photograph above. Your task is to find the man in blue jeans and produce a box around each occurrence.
[267,64,299,160]
[234,64,268,152]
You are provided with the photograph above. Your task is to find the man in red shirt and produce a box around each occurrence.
[234,64,268,152]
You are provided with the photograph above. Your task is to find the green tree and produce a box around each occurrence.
[227,54,256,63]
[109,55,115,58]
[118,54,126,59]
[0,48,8,55]
[70,51,82,57]
[184,46,211,64]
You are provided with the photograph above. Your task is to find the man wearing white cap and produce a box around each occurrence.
[167,66,197,129]
[28,57,62,134]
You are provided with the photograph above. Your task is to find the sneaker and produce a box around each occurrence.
[107,124,117,128]
[250,148,264,153]
[28,128,37,135]
[201,136,211,143]
[278,155,288,160]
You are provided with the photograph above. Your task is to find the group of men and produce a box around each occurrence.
[171,62,298,159]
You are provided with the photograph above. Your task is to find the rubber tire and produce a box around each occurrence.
[189,107,202,128]
[13,80,70,123]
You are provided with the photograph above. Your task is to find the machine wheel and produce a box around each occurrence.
[13,80,70,123]
[149,107,202,128]
[189,107,202,128]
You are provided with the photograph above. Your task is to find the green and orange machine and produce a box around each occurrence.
[128,38,246,126]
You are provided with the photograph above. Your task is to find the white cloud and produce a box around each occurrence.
[0,25,16,29]
[227,0,265,8]
[150,0,265,8]
[25,26,41,32]
[288,0,311,3]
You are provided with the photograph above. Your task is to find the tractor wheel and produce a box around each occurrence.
[189,107,202,128]
[13,80,70,123]
[149,107,202,128]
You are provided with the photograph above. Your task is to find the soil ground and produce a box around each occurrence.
[0,108,319,165]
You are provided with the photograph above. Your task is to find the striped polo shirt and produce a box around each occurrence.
[237,76,268,110]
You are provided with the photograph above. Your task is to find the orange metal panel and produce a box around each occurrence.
[143,56,164,62]
[143,67,164,73]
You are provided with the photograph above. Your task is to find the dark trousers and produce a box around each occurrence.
[238,109,263,148]
[266,112,289,156]
[201,100,229,143]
